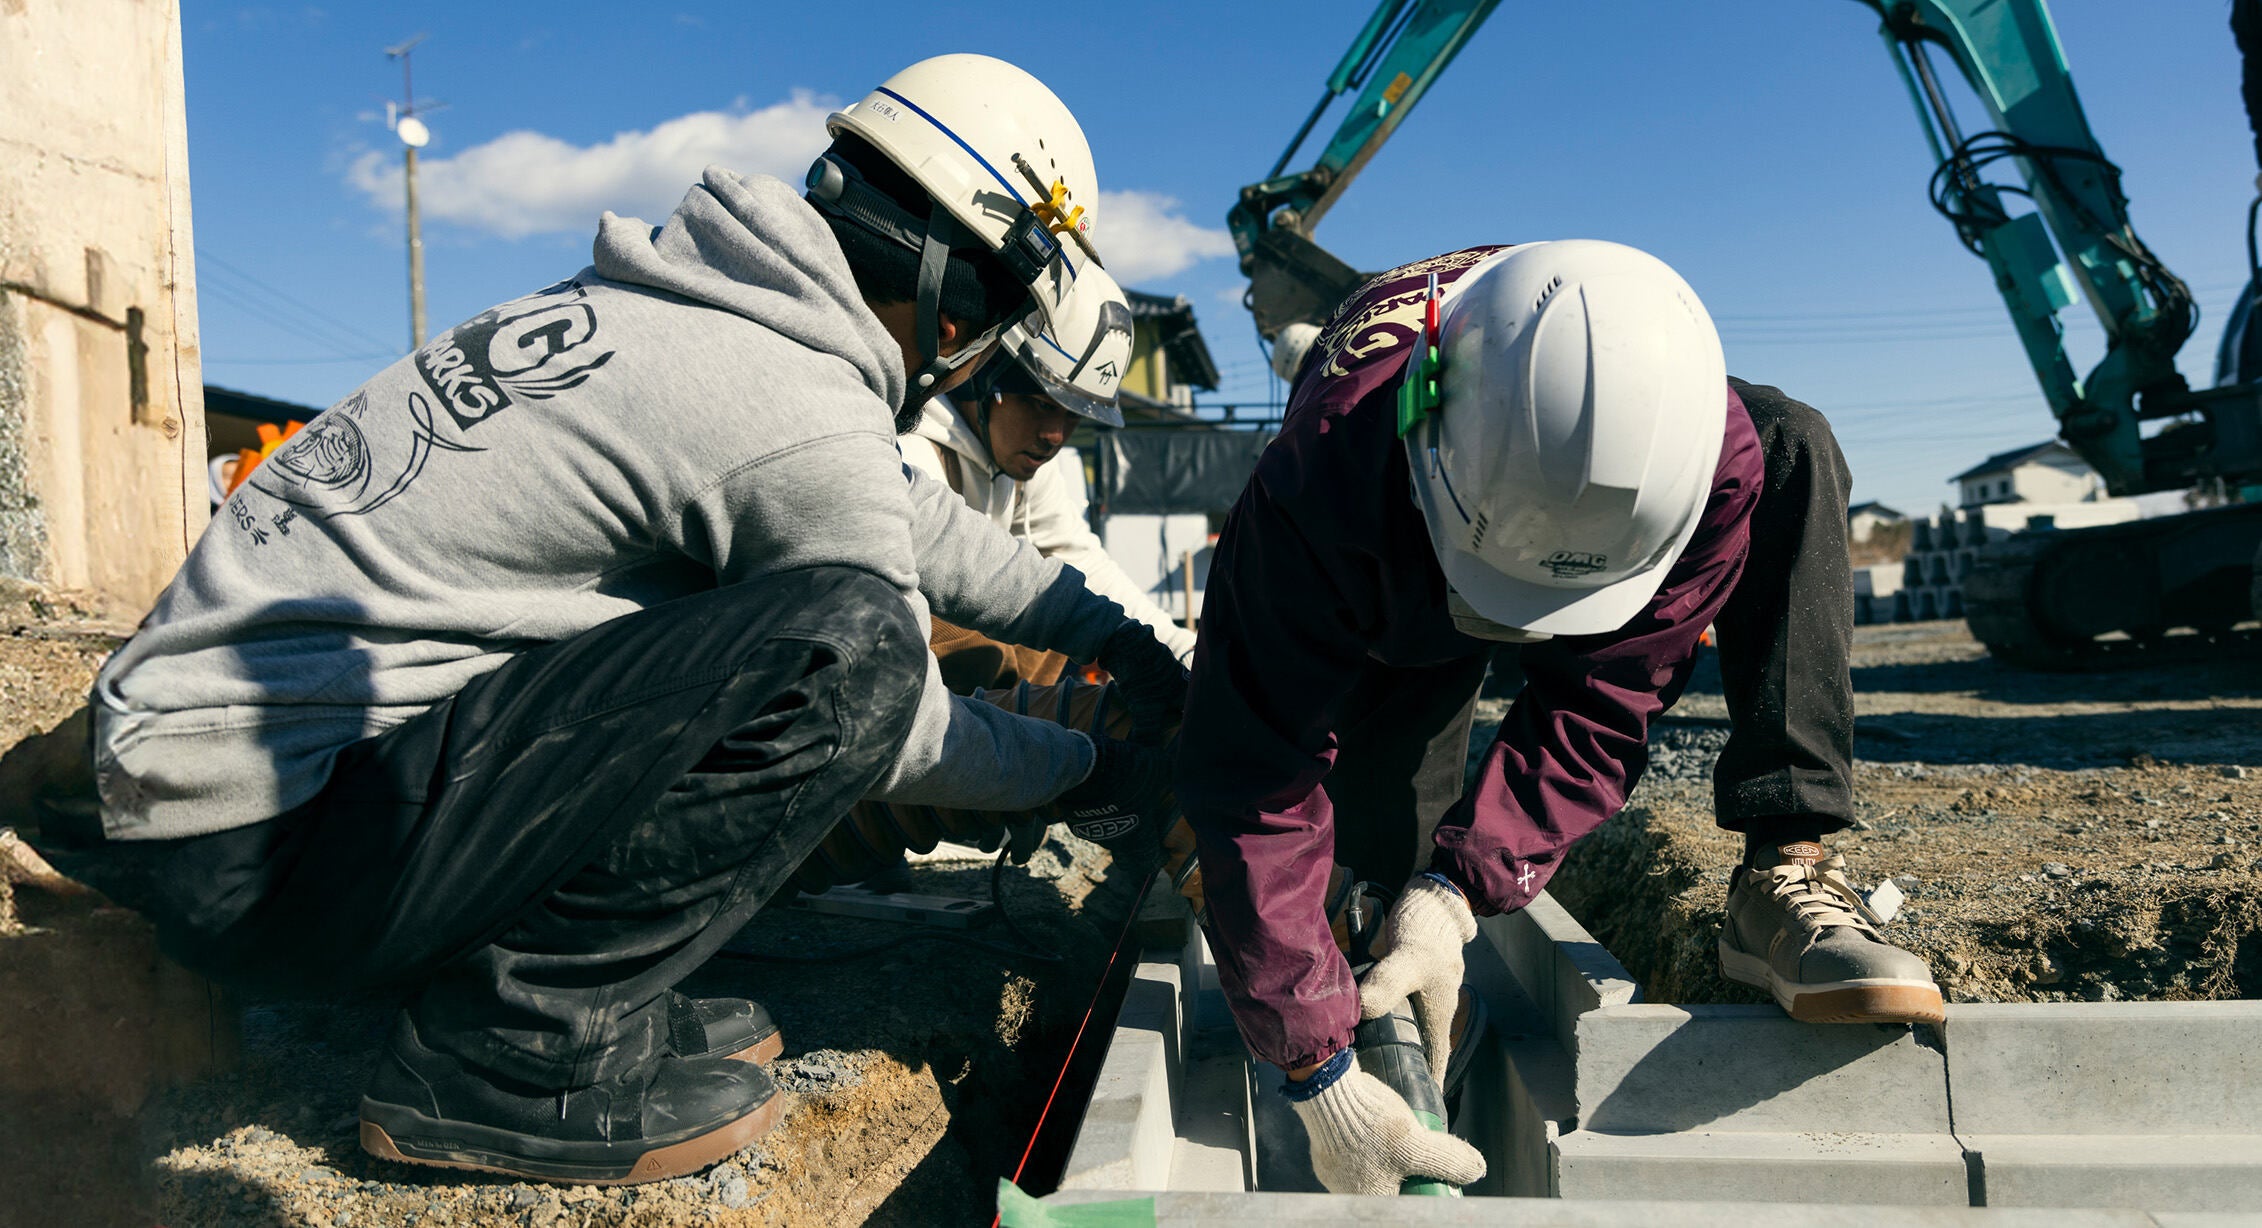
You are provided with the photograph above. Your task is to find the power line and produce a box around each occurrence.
[198,280,392,365]
[203,354,397,367]
[199,255,398,357]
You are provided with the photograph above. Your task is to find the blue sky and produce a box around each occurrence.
[184,2,2253,515]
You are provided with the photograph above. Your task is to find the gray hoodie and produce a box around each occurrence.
[91,167,1115,841]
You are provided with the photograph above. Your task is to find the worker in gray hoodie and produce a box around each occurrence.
[52,56,1183,1185]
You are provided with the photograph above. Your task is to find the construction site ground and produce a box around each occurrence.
[1539,619,2262,1007]
[105,840,1144,1228]
[0,584,1152,1226]
[10,603,2262,1225]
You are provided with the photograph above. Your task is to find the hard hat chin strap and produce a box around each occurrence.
[909,203,961,404]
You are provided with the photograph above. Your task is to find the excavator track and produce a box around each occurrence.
[1961,504,2262,670]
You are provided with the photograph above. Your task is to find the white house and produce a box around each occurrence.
[1951,441,2104,508]
[1847,501,1906,544]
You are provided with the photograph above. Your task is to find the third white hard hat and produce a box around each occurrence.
[1406,240,1728,636]
[987,264,1135,426]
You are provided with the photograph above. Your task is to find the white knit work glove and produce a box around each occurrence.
[1288,1066,1488,1196]
[1357,873,1478,1087]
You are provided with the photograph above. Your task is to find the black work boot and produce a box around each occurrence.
[360,1013,784,1185]
[669,992,783,1064]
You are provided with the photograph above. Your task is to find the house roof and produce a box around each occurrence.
[1124,289,1221,392]
[204,384,323,427]
[1950,440,2082,483]
[1847,501,1904,520]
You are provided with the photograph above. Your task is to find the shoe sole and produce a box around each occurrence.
[1719,940,1946,1026]
[360,1089,785,1186]
[722,1031,785,1065]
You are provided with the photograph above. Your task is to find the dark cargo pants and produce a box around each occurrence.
[64,567,925,1090]
[1326,381,1857,888]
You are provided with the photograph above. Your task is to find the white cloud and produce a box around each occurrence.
[1093,190,1236,287]
[347,93,838,239]
[344,96,1239,288]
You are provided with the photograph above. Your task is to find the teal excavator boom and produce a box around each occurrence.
[1234,0,2262,665]
[1227,0,1501,342]
[1855,0,2245,497]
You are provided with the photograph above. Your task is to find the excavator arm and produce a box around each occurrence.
[1854,0,2250,496]
[1234,0,2254,496]
[1227,0,1501,341]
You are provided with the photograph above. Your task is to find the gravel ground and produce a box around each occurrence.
[1532,621,2262,1006]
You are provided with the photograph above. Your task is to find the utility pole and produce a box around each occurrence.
[385,35,430,351]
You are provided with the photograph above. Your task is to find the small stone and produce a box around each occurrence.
[2041,862,2073,878]
[1849,819,1874,832]
[2210,852,2239,870]
[2088,982,2122,1002]
[243,1126,280,1144]
[2018,873,2038,883]
[1890,875,1919,891]
[2143,818,2164,829]
[2221,765,2247,780]
[336,1216,354,1228]
[299,1166,337,1184]
[508,1188,541,1210]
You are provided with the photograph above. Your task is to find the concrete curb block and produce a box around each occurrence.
[1041,1189,2210,1225]
[1059,931,1254,1194]
[1055,890,2262,1213]
[1058,957,1186,1191]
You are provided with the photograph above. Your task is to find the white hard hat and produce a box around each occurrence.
[1405,241,1728,637]
[987,264,1135,426]
[813,55,1103,398]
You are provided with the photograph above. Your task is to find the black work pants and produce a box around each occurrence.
[68,567,925,1090]
[1710,378,1857,832]
[1327,382,1857,886]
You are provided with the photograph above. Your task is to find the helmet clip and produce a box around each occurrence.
[1396,272,1446,438]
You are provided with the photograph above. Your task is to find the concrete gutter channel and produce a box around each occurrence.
[1044,891,2262,1222]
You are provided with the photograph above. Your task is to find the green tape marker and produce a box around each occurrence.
[996,1179,1157,1227]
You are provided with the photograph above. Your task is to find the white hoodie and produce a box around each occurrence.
[904,398,1198,664]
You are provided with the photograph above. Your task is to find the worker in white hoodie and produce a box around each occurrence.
[904,267,1199,692]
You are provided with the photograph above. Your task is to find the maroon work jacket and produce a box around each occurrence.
[1174,247,1763,1069]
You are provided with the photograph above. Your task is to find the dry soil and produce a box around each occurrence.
[1537,620,2262,1006]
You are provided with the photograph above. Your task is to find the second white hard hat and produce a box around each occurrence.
[1406,240,1728,637]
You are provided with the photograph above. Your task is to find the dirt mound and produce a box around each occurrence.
[1529,622,2262,1007]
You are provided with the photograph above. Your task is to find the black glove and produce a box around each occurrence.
[1048,734,1176,871]
[1095,623,1189,746]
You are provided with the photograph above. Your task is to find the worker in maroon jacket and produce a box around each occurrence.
[1176,241,1944,1196]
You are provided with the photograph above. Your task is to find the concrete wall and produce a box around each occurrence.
[0,0,206,615]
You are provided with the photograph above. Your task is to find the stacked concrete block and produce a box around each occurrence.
[1893,509,1995,623]
[1853,563,1903,625]
[1886,501,2142,624]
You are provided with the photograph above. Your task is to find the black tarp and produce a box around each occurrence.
[1099,429,1277,516]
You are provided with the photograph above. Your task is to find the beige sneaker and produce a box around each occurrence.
[1720,842,1945,1025]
